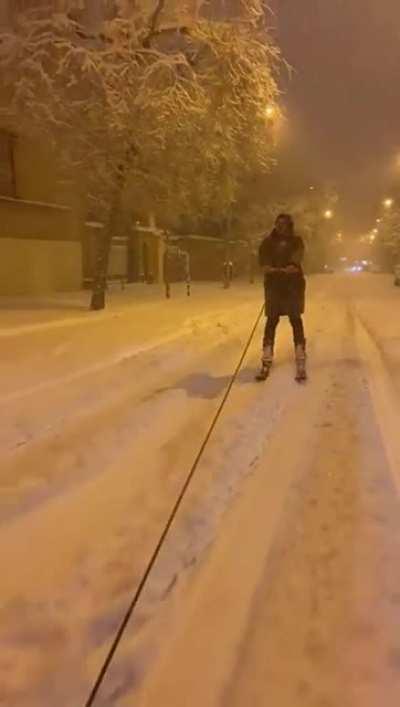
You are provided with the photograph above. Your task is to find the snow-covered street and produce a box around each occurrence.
[1,275,400,706]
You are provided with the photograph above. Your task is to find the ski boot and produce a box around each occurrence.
[295,342,307,382]
[255,344,273,381]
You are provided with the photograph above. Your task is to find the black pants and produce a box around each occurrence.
[263,314,305,348]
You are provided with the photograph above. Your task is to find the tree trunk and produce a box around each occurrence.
[90,202,118,311]
[249,249,255,284]
[185,254,191,296]
[223,211,233,289]
[164,243,171,299]
[223,242,231,289]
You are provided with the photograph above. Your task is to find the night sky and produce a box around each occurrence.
[270,0,400,234]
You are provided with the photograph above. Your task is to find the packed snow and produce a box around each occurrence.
[1,275,400,706]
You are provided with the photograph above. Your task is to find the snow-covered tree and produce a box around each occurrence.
[0,4,206,308]
[131,6,282,235]
[190,15,281,228]
[379,206,400,264]
[0,0,282,307]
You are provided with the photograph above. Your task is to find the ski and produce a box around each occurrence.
[295,364,307,383]
[255,362,307,383]
[255,370,307,383]
[255,365,271,382]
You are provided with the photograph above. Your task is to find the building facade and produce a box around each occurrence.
[0,1,115,295]
[0,122,83,296]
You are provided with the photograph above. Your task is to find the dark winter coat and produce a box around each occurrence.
[259,230,306,318]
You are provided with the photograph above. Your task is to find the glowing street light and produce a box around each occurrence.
[324,209,333,220]
[265,105,275,120]
[376,218,381,224]
[384,198,394,209]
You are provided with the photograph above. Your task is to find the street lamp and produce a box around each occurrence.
[265,105,275,120]
[384,198,394,209]
[324,209,333,220]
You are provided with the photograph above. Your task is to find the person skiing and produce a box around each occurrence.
[256,213,306,381]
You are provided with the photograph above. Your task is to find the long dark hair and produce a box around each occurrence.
[275,213,295,237]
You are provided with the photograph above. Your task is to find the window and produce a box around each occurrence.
[0,133,16,198]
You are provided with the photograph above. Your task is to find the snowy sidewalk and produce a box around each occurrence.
[0,281,237,336]
[0,281,263,407]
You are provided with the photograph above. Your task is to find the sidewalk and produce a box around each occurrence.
[0,280,263,404]
[0,281,237,337]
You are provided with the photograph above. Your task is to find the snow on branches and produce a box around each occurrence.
[0,6,203,200]
[0,0,282,306]
[0,1,281,210]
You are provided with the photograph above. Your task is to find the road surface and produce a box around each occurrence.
[1,275,400,706]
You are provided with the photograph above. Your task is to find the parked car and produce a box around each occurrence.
[347,263,363,273]
[394,264,400,287]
